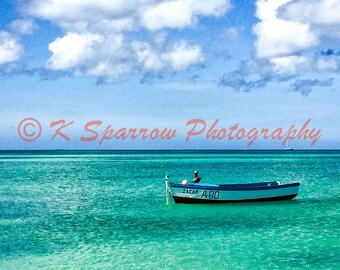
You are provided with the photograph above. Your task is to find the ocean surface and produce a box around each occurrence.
[0,150,339,269]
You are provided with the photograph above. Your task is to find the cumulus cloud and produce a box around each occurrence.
[133,40,203,71]
[0,19,37,66]
[162,42,203,70]
[269,55,309,75]
[141,0,229,30]
[253,0,340,75]
[291,78,334,96]
[133,41,166,71]
[280,0,340,28]
[27,1,135,21]
[254,0,318,59]
[20,0,230,81]
[47,33,104,70]
[0,32,24,65]
[26,0,230,31]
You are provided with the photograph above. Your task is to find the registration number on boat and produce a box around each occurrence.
[201,190,220,199]
[182,189,198,194]
[182,189,220,199]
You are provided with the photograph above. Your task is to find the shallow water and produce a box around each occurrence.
[0,150,339,269]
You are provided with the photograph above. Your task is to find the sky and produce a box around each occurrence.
[0,0,339,150]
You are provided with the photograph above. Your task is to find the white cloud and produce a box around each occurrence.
[46,32,204,81]
[280,0,340,27]
[141,0,230,30]
[0,20,36,66]
[253,0,340,75]
[279,0,340,41]
[27,0,230,31]
[27,0,136,23]
[86,62,132,83]
[23,0,230,81]
[269,55,308,75]
[59,17,135,34]
[47,32,134,82]
[316,58,338,71]
[254,19,318,59]
[0,32,24,65]
[162,42,203,70]
[132,41,165,71]
[46,32,203,81]
[254,0,318,59]
[47,33,103,70]
[26,0,139,36]
[9,19,38,35]
[132,40,203,71]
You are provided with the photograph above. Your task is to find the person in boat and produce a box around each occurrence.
[193,170,201,183]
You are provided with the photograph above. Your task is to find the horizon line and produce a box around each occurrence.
[0,149,339,151]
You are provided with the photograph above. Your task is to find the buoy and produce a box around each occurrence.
[182,179,189,185]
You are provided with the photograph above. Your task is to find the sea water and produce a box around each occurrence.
[0,150,339,269]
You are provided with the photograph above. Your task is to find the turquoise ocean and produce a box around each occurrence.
[0,150,339,269]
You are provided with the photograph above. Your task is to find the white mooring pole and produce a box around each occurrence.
[165,174,170,204]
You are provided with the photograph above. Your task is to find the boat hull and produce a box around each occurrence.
[168,182,300,204]
[173,193,298,203]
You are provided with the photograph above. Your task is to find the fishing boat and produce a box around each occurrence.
[165,175,300,204]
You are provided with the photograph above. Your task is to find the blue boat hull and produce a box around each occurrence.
[167,181,300,203]
[172,193,298,203]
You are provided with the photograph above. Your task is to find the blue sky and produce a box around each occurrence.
[0,0,339,149]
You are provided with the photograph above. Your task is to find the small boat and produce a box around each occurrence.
[165,176,300,204]
[283,147,294,151]
[283,141,294,151]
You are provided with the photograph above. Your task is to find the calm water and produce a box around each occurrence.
[0,150,339,269]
